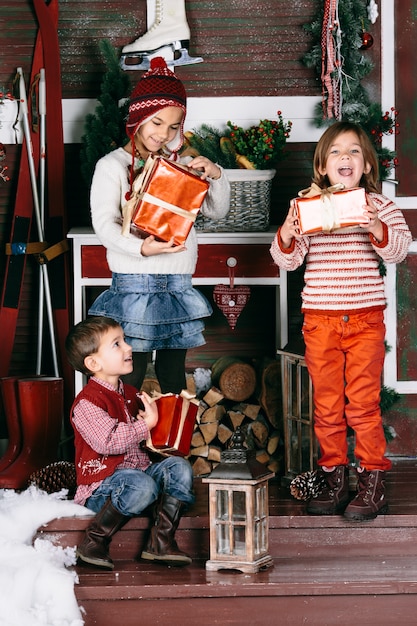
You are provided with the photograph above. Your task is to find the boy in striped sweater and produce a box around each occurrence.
[271,121,411,521]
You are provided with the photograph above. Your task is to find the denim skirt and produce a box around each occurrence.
[88,273,212,351]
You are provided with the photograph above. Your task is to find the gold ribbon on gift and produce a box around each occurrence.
[298,182,345,233]
[122,158,154,237]
[141,192,197,221]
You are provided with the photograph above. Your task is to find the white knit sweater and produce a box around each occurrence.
[90,148,230,275]
[270,192,412,313]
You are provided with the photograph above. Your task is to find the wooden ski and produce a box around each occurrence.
[0,0,74,406]
[32,0,74,406]
[0,8,44,376]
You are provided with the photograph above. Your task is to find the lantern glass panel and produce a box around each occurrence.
[254,517,268,554]
[288,417,313,475]
[216,522,230,554]
[279,350,316,480]
[233,525,246,555]
[216,489,229,520]
[255,484,267,518]
[232,490,246,521]
[287,358,313,475]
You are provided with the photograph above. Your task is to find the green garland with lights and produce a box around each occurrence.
[302,0,399,182]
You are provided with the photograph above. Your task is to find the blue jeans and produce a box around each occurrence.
[85,457,195,517]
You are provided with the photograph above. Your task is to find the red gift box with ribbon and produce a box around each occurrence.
[122,155,209,246]
[294,184,367,235]
[145,391,199,457]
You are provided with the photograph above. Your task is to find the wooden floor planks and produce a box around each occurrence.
[38,458,417,625]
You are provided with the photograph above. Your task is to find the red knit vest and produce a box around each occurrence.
[70,378,141,485]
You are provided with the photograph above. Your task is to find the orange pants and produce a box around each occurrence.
[303,310,392,472]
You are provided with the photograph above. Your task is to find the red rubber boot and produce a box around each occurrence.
[0,377,23,473]
[0,377,63,489]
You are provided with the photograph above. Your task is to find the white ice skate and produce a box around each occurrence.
[120,0,203,71]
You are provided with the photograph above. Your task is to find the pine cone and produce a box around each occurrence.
[290,469,326,501]
[28,461,77,498]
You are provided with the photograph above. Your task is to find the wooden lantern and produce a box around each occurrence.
[276,348,317,484]
[202,428,274,573]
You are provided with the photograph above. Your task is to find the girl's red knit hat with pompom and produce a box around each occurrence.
[126,57,187,153]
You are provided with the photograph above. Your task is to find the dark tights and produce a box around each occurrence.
[122,349,187,394]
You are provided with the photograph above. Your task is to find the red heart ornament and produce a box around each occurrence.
[213,284,251,330]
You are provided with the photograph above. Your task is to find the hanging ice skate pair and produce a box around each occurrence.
[120,0,203,71]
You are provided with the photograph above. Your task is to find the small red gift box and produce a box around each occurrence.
[146,391,199,457]
[294,186,367,235]
[127,155,209,246]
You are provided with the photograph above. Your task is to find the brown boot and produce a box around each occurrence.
[306,465,350,515]
[77,498,130,570]
[141,494,192,566]
[344,469,388,521]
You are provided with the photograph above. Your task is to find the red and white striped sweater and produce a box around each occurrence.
[270,192,412,314]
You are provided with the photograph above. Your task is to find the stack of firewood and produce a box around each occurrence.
[188,356,283,476]
[141,356,284,478]
[189,385,283,477]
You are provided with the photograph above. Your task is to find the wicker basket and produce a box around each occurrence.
[195,168,276,232]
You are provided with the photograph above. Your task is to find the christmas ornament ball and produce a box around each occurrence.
[360,31,374,50]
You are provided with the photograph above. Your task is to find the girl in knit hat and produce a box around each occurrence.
[88,58,230,393]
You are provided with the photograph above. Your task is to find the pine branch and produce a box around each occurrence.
[380,385,401,414]
[80,40,131,187]
[183,125,237,168]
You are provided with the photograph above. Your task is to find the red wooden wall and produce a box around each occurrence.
[1,1,318,99]
[395,0,417,197]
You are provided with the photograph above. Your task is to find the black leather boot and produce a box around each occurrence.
[306,465,350,515]
[344,469,388,521]
[77,498,130,570]
[141,494,192,566]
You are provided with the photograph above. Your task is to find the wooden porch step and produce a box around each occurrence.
[38,463,417,560]
[36,460,417,625]
[74,555,417,626]
[38,503,417,560]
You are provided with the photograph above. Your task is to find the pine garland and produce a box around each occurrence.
[80,40,132,187]
[183,125,237,169]
[380,385,401,415]
[303,0,398,181]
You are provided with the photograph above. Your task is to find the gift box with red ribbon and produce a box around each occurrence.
[122,155,209,246]
[294,185,367,235]
[146,391,199,457]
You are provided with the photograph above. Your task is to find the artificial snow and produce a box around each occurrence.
[0,486,94,626]
[193,368,212,396]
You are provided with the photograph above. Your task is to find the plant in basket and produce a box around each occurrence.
[182,111,292,170]
[182,112,292,232]
[226,112,292,170]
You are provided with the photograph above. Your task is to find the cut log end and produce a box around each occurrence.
[218,363,256,402]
